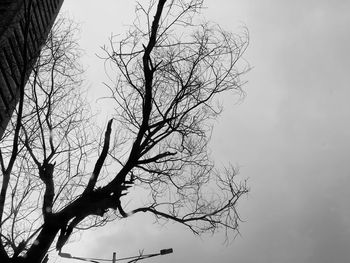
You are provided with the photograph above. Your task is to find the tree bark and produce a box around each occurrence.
[24,220,60,263]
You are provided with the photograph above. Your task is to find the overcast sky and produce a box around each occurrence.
[55,1,350,263]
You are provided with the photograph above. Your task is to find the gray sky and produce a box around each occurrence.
[56,1,350,263]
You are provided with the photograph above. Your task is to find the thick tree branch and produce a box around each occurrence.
[84,119,113,194]
[39,162,56,221]
[137,151,177,164]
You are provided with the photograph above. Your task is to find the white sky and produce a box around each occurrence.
[55,1,350,263]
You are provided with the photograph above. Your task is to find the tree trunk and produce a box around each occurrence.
[23,221,60,263]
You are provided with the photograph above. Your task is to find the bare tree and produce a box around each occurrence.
[0,13,93,263]
[0,1,249,263]
[101,0,249,234]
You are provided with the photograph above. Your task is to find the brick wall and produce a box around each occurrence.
[0,0,64,137]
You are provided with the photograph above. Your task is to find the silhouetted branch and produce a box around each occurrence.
[84,119,113,194]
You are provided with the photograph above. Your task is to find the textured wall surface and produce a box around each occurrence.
[0,0,64,137]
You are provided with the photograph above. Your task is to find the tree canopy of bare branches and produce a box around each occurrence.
[0,1,249,263]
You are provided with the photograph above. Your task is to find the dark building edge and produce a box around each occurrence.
[0,0,65,138]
